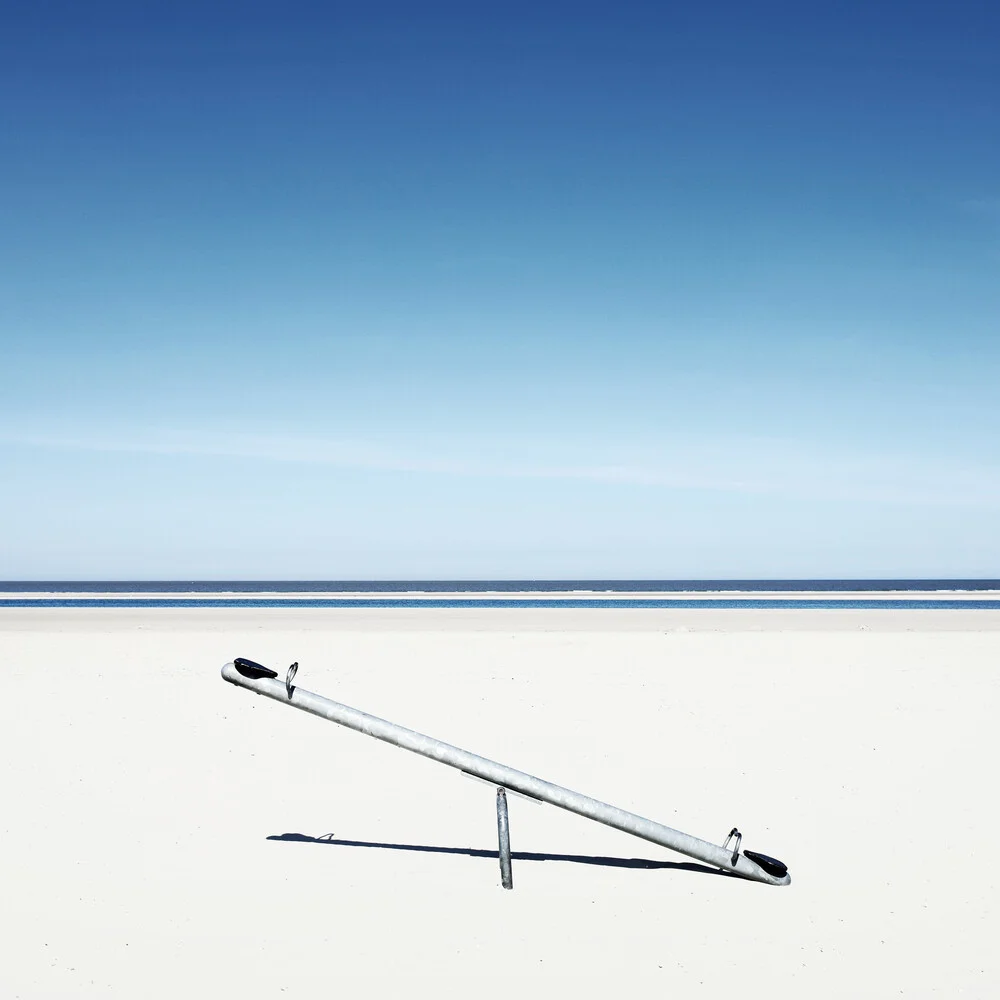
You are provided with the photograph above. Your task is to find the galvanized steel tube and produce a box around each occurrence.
[496,787,513,890]
[221,661,789,886]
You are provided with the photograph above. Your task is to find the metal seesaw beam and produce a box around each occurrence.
[221,660,790,886]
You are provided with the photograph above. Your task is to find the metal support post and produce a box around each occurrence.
[497,787,513,890]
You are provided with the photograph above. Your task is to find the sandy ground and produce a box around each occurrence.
[2,608,998,998]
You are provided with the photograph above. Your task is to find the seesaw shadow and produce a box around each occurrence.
[267,832,726,875]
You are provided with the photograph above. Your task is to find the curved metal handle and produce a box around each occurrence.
[722,827,742,866]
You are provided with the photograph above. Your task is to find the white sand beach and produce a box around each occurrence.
[2,607,998,997]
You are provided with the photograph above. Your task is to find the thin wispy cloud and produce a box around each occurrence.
[5,426,999,507]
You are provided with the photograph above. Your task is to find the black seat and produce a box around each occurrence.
[234,657,278,679]
[743,850,788,878]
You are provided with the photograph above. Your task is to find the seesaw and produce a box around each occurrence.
[222,658,790,889]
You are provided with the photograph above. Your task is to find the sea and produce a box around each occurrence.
[1,580,999,609]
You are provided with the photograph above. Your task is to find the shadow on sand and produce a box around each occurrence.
[267,832,726,875]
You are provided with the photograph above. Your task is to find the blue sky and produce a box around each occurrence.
[2,1,998,578]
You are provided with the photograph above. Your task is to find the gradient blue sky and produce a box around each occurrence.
[2,1,998,579]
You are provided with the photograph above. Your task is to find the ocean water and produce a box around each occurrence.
[1,597,999,609]
[2,579,999,593]
[0,580,998,609]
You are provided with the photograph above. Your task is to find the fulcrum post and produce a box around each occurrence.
[496,787,513,889]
